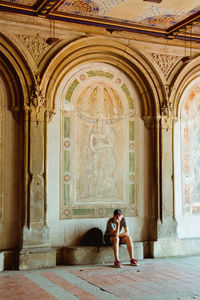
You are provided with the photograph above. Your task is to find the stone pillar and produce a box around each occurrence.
[143,115,161,241]
[151,88,178,257]
[157,106,177,238]
[19,77,56,270]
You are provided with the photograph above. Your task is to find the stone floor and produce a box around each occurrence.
[0,256,200,300]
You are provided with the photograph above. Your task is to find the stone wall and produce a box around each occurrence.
[1,11,200,269]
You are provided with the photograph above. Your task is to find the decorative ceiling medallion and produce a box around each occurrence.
[60,0,99,15]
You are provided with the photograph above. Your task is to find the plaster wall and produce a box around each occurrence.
[174,77,200,239]
[47,72,154,247]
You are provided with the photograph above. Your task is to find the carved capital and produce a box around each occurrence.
[45,108,56,122]
[161,100,173,117]
[143,116,161,129]
[161,94,177,130]
[9,106,22,122]
[161,115,178,130]
[29,75,46,123]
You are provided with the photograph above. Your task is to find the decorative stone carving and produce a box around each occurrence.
[161,101,173,117]
[46,108,56,122]
[161,113,177,130]
[30,75,46,123]
[151,53,181,79]
[18,34,50,64]
[19,72,56,270]
[160,85,177,130]
[25,75,56,123]
[143,116,161,129]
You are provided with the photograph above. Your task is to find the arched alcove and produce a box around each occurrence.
[44,37,163,247]
[0,35,34,267]
[59,63,139,220]
[0,60,23,261]
[42,37,162,117]
[173,59,200,238]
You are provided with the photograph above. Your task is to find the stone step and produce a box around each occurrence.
[63,242,143,265]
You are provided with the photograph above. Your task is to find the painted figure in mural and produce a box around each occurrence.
[76,83,124,202]
[88,114,116,198]
[104,209,138,268]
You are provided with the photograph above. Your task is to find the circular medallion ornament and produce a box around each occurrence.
[195,86,200,93]
[115,78,121,84]
[79,74,86,81]
[64,209,71,216]
[64,140,71,148]
[64,175,70,182]
[129,175,135,182]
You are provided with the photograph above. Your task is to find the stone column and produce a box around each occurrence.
[143,115,161,241]
[152,87,178,257]
[157,101,177,238]
[19,77,56,270]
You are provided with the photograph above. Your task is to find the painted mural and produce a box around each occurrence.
[1,0,200,36]
[60,65,137,219]
[75,83,123,203]
[181,84,200,215]
[57,0,200,30]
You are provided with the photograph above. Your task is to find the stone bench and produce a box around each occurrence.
[62,242,143,265]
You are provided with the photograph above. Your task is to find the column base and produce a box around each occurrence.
[150,237,200,258]
[0,251,4,271]
[157,218,177,238]
[19,247,56,270]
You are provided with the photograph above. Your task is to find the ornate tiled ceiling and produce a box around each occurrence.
[0,0,200,41]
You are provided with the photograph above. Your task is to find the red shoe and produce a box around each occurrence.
[130,258,139,266]
[114,260,122,268]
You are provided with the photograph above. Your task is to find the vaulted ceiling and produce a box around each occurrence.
[1,0,200,42]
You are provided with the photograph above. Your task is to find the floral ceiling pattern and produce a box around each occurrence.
[0,0,200,38]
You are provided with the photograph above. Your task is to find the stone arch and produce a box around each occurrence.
[172,56,200,117]
[41,36,163,118]
[45,37,163,245]
[0,34,36,266]
[59,62,139,219]
[173,57,200,238]
[0,34,34,108]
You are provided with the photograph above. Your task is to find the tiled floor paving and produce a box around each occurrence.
[0,256,200,299]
